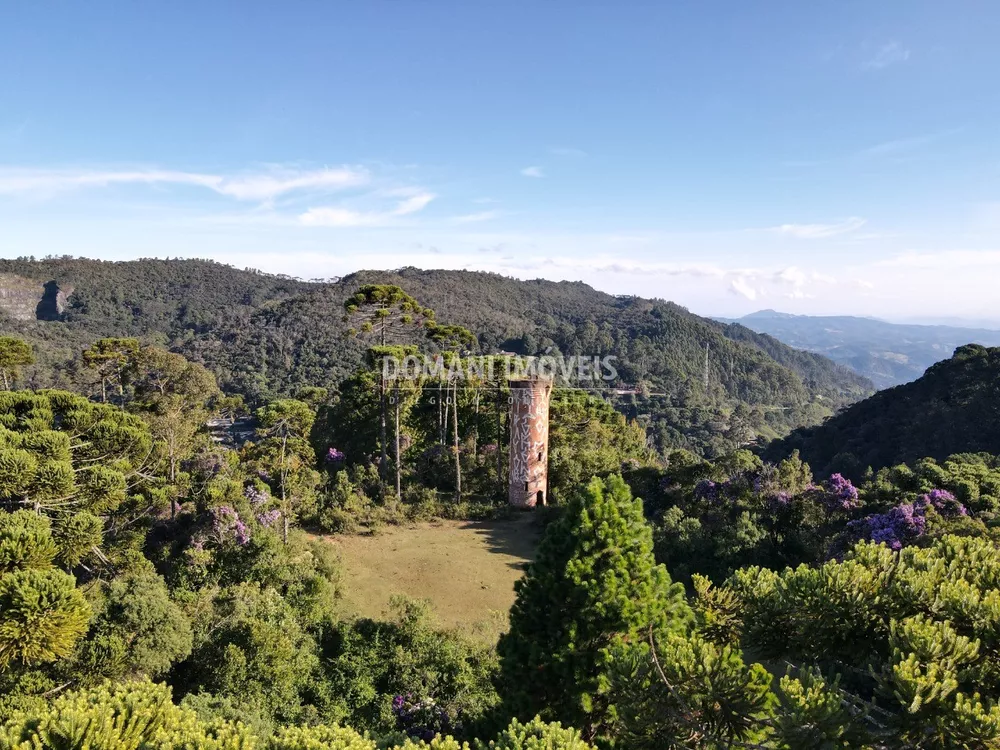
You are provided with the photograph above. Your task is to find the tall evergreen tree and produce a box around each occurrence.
[0,337,34,391]
[497,473,691,742]
[343,284,433,492]
[0,511,90,669]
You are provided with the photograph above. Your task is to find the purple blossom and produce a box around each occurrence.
[768,491,792,509]
[257,509,281,528]
[211,505,252,546]
[916,488,967,518]
[326,447,345,462]
[826,473,860,510]
[391,693,451,741]
[233,520,250,546]
[244,485,269,507]
[851,502,926,551]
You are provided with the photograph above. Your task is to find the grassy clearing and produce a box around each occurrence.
[323,513,541,642]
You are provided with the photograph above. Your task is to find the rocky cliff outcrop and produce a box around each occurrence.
[0,274,72,321]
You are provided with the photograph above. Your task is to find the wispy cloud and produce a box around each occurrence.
[730,278,758,300]
[298,191,436,227]
[875,249,1000,270]
[859,128,964,157]
[864,41,910,70]
[520,166,544,178]
[0,166,368,201]
[451,210,502,224]
[770,217,866,239]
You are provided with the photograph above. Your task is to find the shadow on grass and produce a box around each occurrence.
[461,514,541,571]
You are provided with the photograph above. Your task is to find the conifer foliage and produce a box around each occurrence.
[498,474,691,741]
[0,511,89,669]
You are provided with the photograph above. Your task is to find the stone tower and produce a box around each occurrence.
[508,377,553,508]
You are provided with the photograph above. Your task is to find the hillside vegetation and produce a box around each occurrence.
[4,276,1000,746]
[0,257,871,456]
[771,343,1000,477]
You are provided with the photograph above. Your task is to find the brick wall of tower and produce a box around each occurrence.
[508,378,552,508]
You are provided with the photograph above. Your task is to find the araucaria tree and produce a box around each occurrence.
[0,336,34,390]
[132,345,221,518]
[343,284,433,498]
[82,337,140,406]
[0,510,90,669]
[245,398,320,543]
[498,473,692,742]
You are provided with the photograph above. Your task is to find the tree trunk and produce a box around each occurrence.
[472,389,479,455]
[280,434,289,544]
[452,378,461,502]
[169,453,177,520]
[437,381,442,444]
[379,372,388,479]
[442,382,450,447]
[394,380,402,502]
[378,316,388,480]
[496,387,504,493]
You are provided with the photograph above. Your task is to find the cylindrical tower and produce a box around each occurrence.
[508,378,553,508]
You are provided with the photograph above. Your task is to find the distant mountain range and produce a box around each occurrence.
[718,309,1000,389]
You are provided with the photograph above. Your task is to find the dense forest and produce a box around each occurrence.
[4,262,1000,747]
[0,257,871,458]
[772,343,1000,478]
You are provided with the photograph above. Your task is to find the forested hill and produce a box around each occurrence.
[770,343,1000,477]
[0,257,871,451]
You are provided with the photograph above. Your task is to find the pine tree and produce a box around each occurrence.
[343,284,434,493]
[0,336,34,391]
[497,474,691,742]
[0,510,90,669]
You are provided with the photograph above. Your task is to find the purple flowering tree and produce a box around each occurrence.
[916,488,967,518]
[391,693,452,741]
[823,473,860,511]
[211,505,251,547]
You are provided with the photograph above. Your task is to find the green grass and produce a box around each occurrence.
[322,514,541,642]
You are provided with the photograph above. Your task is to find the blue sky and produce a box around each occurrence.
[2,2,1000,319]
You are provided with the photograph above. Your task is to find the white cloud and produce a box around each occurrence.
[298,191,436,227]
[730,278,758,300]
[213,168,368,201]
[0,166,368,201]
[876,249,1000,269]
[775,266,807,286]
[864,41,910,70]
[393,192,436,216]
[771,217,866,239]
[520,166,544,178]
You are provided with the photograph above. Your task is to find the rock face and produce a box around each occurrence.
[37,280,73,320]
[0,274,72,321]
[508,378,552,508]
